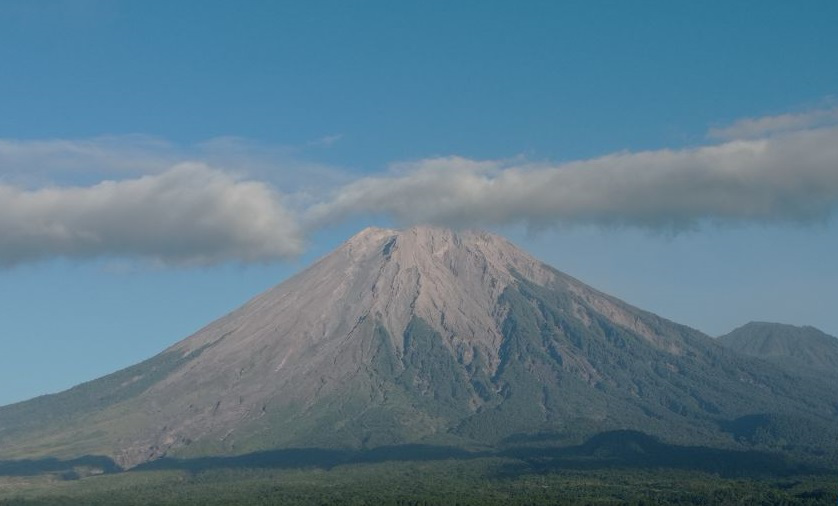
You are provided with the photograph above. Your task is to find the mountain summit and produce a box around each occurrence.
[719,321,838,376]
[2,226,836,468]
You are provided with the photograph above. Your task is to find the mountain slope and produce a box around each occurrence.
[2,226,837,468]
[718,321,838,375]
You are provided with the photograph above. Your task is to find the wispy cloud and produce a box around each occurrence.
[309,125,838,232]
[0,163,303,266]
[0,135,349,191]
[0,135,180,185]
[305,134,343,148]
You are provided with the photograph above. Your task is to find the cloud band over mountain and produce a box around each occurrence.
[310,125,838,232]
[2,109,838,267]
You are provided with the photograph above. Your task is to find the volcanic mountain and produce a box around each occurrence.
[1,226,836,469]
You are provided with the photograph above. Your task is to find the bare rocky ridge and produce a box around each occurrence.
[2,226,837,469]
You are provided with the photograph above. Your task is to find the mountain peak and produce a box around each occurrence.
[738,321,813,331]
[345,225,506,250]
[342,226,542,273]
[727,321,833,339]
[719,321,838,375]
[328,225,561,366]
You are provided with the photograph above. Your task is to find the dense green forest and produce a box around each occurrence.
[1,435,836,505]
[1,459,836,505]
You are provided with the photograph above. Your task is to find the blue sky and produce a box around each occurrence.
[1,1,837,406]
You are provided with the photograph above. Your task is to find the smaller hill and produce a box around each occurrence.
[718,322,838,376]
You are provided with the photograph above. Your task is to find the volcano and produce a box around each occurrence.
[1,226,836,468]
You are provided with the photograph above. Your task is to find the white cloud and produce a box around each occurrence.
[308,125,838,232]
[0,134,347,268]
[708,106,838,140]
[0,163,304,266]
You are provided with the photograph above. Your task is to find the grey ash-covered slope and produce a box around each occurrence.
[1,226,837,468]
[719,321,838,375]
